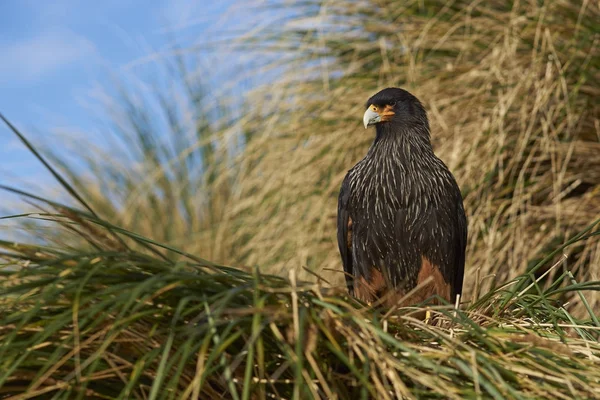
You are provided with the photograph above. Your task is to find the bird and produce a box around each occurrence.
[337,87,467,307]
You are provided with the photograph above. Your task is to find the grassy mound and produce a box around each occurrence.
[0,187,599,398]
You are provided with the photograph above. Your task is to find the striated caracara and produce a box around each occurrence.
[337,88,467,307]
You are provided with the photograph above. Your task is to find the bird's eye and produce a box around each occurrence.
[389,101,397,106]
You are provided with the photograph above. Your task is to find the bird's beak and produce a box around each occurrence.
[363,108,381,129]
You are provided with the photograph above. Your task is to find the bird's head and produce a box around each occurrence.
[363,88,427,130]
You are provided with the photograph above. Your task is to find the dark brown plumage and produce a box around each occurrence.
[337,88,467,307]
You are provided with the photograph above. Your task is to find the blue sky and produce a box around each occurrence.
[0,0,233,188]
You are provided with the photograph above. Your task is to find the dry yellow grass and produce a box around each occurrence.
[213,0,600,313]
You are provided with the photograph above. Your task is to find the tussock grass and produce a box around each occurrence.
[1,197,599,399]
[1,115,599,399]
[220,0,600,312]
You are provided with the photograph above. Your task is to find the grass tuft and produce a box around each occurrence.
[0,190,599,398]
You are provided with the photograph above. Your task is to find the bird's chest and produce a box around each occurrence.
[347,159,407,223]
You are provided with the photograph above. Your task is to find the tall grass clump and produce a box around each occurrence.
[216,0,600,313]
[0,174,599,398]
[24,50,244,264]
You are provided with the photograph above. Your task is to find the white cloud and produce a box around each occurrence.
[0,29,96,84]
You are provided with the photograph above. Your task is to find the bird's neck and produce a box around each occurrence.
[371,123,434,161]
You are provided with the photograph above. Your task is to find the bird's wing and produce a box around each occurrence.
[337,176,354,291]
[416,187,467,301]
[429,187,467,300]
[452,199,468,298]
